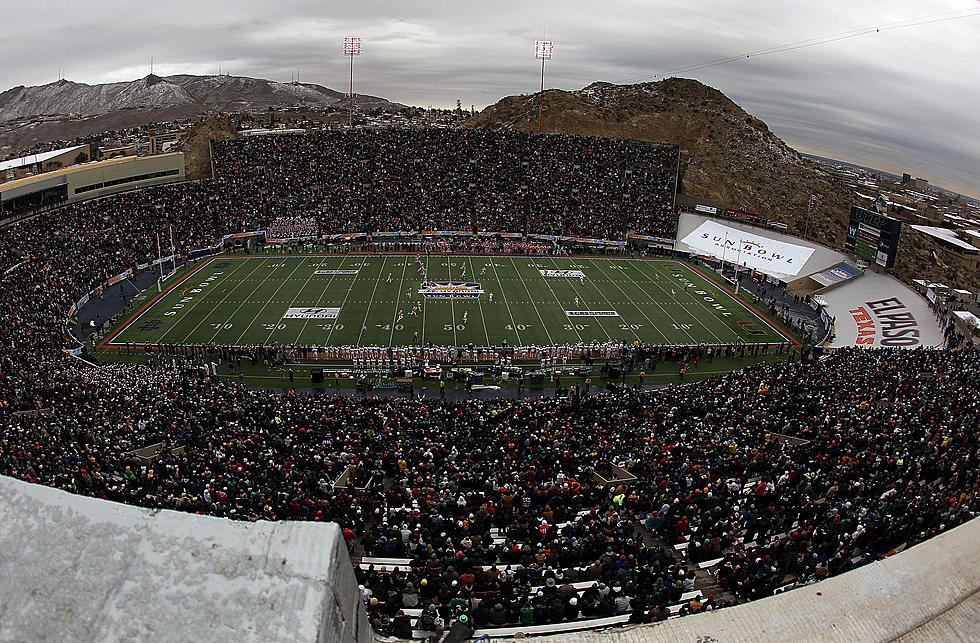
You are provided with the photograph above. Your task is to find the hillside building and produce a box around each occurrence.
[148,129,189,154]
[0,144,94,184]
[910,224,980,270]
[0,153,184,220]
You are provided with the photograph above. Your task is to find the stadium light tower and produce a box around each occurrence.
[534,39,554,133]
[343,36,362,128]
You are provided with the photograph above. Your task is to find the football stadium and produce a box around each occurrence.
[1,125,976,640]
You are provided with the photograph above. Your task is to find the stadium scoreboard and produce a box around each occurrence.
[846,205,902,269]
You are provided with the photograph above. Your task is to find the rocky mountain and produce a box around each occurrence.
[0,73,402,124]
[466,78,979,290]
[466,79,852,248]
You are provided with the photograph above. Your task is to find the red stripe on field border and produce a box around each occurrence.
[95,252,799,349]
[682,260,800,348]
[98,256,220,348]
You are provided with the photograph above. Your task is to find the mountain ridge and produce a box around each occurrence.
[0,73,400,124]
[465,78,975,289]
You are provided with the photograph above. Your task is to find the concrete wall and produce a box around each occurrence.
[67,153,184,201]
[0,475,371,643]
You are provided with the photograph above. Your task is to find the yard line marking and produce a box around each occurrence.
[291,255,349,345]
[528,258,583,343]
[201,257,277,344]
[509,256,554,345]
[327,255,373,346]
[447,256,458,346]
[547,256,612,342]
[234,257,306,345]
[468,255,491,347]
[589,258,690,344]
[679,261,789,343]
[265,257,332,345]
[388,256,410,346]
[420,254,429,347]
[156,257,252,343]
[632,261,723,344]
[355,255,388,347]
[488,258,524,345]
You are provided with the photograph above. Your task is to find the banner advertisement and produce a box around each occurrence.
[265,236,317,244]
[678,220,815,278]
[106,270,132,287]
[695,204,718,214]
[187,246,219,260]
[627,233,673,244]
[222,231,265,240]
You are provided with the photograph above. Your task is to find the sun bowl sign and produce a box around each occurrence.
[680,220,815,279]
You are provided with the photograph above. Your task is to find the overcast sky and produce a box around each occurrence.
[2,1,978,197]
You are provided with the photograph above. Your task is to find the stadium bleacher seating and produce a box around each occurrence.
[0,127,975,638]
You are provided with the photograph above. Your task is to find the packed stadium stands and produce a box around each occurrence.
[1,128,978,638]
[212,129,679,239]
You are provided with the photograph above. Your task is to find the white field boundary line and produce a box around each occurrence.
[355,255,389,348]
[548,256,614,342]
[234,257,307,345]
[157,256,255,343]
[488,257,524,346]
[509,256,555,345]
[203,257,281,344]
[468,256,492,347]
[681,262,792,342]
[101,257,219,346]
[587,257,685,343]
[292,255,351,345]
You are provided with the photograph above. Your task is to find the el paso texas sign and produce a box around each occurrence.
[849,297,922,346]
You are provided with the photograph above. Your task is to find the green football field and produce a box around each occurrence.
[100,253,796,355]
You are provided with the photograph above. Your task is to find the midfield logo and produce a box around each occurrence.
[419,281,485,299]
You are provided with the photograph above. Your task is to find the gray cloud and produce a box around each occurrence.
[1,0,978,197]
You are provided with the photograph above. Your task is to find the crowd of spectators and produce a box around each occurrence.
[212,129,679,239]
[265,215,318,239]
[0,128,978,637]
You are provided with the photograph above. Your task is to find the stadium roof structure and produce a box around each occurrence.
[911,224,978,251]
[3,472,979,642]
[0,145,88,172]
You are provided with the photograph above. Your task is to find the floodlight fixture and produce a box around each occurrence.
[534,40,554,60]
[344,36,363,56]
[344,36,363,128]
[533,40,554,133]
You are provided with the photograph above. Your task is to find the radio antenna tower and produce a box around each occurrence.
[343,36,363,128]
[533,39,554,133]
